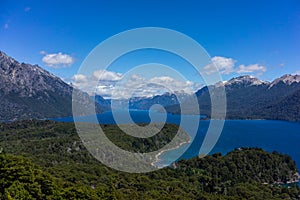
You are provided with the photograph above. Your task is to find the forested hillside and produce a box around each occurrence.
[0,120,299,199]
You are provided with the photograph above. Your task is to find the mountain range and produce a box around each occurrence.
[0,51,102,121]
[1,50,299,121]
[165,75,300,121]
[94,74,300,121]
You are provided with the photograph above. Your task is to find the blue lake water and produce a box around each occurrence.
[53,110,300,171]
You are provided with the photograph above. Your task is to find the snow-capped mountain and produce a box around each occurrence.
[270,74,300,88]
[224,75,269,87]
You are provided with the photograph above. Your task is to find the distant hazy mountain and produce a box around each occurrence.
[129,93,182,110]
[94,92,190,111]
[0,51,102,121]
[166,75,300,121]
[94,95,111,111]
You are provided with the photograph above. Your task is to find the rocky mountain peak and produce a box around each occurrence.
[0,51,8,59]
[270,74,300,88]
[0,50,68,97]
[0,50,104,120]
[0,51,16,69]
[225,75,268,87]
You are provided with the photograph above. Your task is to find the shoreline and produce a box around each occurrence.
[151,139,190,168]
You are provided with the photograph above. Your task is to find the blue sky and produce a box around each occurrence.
[0,0,299,97]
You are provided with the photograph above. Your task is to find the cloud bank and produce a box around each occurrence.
[71,56,267,98]
[71,70,201,99]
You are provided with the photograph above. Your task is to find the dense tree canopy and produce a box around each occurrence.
[0,120,299,199]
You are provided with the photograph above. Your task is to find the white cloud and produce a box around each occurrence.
[42,52,74,68]
[72,74,87,83]
[93,70,122,81]
[71,70,201,99]
[149,76,198,94]
[108,75,200,99]
[71,56,268,98]
[204,56,267,76]
[237,64,267,74]
[204,56,236,75]
[71,74,94,94]
[71,70,123,98]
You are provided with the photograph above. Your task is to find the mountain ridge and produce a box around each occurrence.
[164,74,300,121]
[0,50,102,121]
[96,74,300,121]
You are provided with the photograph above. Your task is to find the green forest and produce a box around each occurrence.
[0,120,299,199]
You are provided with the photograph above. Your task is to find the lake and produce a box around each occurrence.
[53,110,300,171]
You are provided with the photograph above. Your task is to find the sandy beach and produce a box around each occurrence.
[151,140,191,168]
